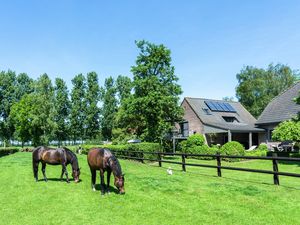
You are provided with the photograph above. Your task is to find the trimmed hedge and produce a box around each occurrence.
[0,148,20,157]
[220,141,245,161]
[80,142,161,160]
[188,145,219,160]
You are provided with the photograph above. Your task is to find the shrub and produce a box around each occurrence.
[80,142,161,160]
[0,147,20,157]
[245,144,268,157]
[220,141,245,161]
[188,145,219,160]
[272,120,300,141]
[180,134,205,152]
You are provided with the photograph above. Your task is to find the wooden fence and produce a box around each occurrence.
[111,150,300,186]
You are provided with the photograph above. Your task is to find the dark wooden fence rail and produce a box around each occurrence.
[110,150,300,185]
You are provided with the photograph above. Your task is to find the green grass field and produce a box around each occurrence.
[1,152,300,225]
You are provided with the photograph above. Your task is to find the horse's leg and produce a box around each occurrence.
[41,162,47,182]
[62,163,69,183]
[90,169,96,191]
[100,169,105,195]
[33,161,39,182]
[60,168,64,181]
[106,169,111,194]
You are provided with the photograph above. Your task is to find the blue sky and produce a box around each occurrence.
[1,0,300,100]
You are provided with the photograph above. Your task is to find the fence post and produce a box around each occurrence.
[272,152,280,185]
[216,152,222,177]
[158,152,162,167]
[182,154,186,172]
[140,152,144,163]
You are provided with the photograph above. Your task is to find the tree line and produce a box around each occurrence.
[0,40,183,147]
[1,39,299,147]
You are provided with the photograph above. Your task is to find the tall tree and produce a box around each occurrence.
[70,74,86,143]
[15,73,34,101]
[54,78,70,146]
[236,63,299,118]
[116,75,132,105]
[117,40,183,142]
[11,74,56,146]
[0,70,17,146]
[100,76,117,140]
[85,72,100,139]
[32,74,56,145]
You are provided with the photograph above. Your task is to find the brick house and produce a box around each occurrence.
[176,97,265,148]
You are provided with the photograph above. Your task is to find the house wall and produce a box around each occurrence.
[181,99,204,135]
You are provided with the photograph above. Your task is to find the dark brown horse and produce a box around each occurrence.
[32,146,80,183]
[87,148,125,195]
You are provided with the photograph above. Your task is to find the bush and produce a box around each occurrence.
[180,134,205,151]
[188,145,219,160]
[80,142,161,160]
[0,147,20,157]
[245,144,268,157]
[220,141,245,161]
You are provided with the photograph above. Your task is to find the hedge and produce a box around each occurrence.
[220,141,245,162]
[0,147,20,157]
[80,142,161,160]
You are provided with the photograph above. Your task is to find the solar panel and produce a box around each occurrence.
[204,101,236,112]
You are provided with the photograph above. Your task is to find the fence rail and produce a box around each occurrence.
[111,150,300,185]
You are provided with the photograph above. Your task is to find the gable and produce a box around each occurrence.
[256,82,300,125]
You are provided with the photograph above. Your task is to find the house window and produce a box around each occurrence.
[222,116,239,123]
[180,121,189,137]
[202,108,212,115]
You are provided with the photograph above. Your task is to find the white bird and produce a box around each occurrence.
[167,167,173,175]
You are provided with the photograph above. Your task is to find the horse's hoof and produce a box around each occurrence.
[93,188,96,192]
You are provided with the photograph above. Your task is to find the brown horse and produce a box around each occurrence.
[32,146,80,183]
[87,148,125,195]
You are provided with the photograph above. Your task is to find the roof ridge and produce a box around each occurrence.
[184,97,237,103]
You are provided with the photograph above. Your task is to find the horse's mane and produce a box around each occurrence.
[63,147,78,165]
[108,153,123,177]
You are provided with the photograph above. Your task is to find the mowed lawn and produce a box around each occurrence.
[1,153,300,225]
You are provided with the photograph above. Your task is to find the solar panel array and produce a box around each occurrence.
[204,101,236,113]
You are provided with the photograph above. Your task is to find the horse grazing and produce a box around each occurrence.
[32,146,80,183]
[87,148,125,195]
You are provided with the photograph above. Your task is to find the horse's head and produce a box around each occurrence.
[72,167,80,183]
[114,174,125,194]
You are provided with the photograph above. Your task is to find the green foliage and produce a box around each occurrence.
[85,72,101,139]
[245,144,268,157]
[10,74,56,146]
[100,76,118,140]
[179,134,206,151]
[54,78,70,145]
[272,120,300,141]
[70,74,86,142]
[116,40,183,142]
[116,75,132,105]
[236,64,298,118]
[187,145,219,159]
[220,141,245,161]
[0,147,19,157]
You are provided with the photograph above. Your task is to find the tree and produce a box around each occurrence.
[15,73,34,101]
[0,70,17,146]
[236,63,299,118]
[54,78,70,146]
[116,40,183,142]
[100,76,117,140]
[70,74,86,143]
[272,120,300,141]
[116,75,132,105]
[32,74,56,145]
[85,72,101,139]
